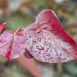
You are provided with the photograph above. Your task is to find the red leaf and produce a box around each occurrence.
[10,27,26,60]
[24,49,33,58]
[0,30,13,60]
[0,23,6,33]
[25,9,77,63]
[0,27,26,60]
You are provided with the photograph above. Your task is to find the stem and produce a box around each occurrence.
[57,63,63,77]
[35,60,53,77]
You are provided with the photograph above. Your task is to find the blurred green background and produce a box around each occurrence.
[0,0,77,77]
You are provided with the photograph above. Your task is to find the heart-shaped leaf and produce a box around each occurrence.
[0,27,26,60]
[25,9,77,63]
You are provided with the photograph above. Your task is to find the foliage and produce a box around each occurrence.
[0,0,77,77]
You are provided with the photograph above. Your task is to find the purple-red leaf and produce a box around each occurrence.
[0,27,26,60]
[25,9,77,63]
[0,30,13,60]
[10,27,26,60]
[0,23,6,33]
